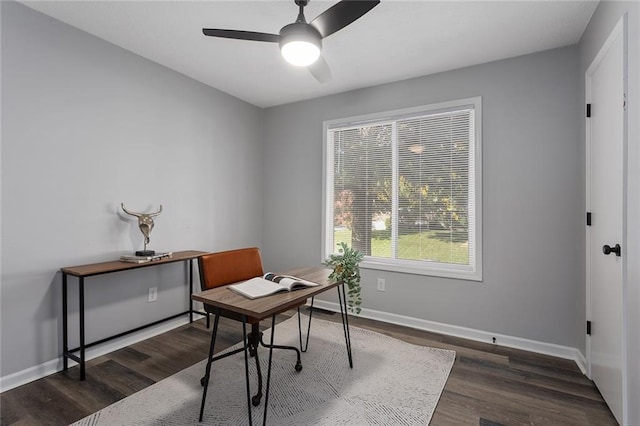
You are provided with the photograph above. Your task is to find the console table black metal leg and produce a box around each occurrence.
[337,283,353,368]
[263,315,277,426]
[189,259,194,323]
[79,277,86,380]
[62,273,68,371]
[199,310,220,422]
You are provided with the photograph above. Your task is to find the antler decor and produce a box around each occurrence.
[121,203,163,256]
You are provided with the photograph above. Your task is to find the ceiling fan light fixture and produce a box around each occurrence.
[203,0,380,81]
[281,40,320,66]
[279,22,322,67]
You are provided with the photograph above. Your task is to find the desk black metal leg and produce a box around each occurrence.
[62,273,68,371]
[242,316,253,426]
[298,297,314,352]
[79,277,86,380]
[337,284,353,368]
[199,311,220,422]
[263,315,276,426]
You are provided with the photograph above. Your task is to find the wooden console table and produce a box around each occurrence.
[61,250,207,380]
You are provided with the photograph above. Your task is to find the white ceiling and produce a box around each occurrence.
[20,0,598,108]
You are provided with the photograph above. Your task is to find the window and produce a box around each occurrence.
[322,97,482,280]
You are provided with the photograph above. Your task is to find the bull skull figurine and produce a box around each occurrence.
[121,203,163,255]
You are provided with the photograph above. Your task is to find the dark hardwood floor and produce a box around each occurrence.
[1,309,617,425]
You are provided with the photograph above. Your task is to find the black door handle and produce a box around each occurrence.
[602,244,621,257]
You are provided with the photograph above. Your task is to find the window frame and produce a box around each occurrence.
[322,97,483,281]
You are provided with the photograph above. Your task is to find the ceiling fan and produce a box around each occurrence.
[202,0,380,83]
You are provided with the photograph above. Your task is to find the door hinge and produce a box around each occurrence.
[586,103,591,117]
[587,320,592,335]
[586,212,592,226]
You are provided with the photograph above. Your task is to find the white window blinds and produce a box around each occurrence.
[324,97,482,280]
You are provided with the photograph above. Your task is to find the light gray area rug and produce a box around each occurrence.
[73,316,455,425]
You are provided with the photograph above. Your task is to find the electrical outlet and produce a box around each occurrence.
[377,278,386,292]
[148,287,158,303]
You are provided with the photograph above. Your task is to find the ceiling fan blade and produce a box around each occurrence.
[308,55,332,84]
[310,0,380,38]
[202,29,280,43]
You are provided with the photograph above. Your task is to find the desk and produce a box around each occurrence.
[61,250,207,380]
[191,266,353,425]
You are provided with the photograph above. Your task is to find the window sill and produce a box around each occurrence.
[360,258,483,282]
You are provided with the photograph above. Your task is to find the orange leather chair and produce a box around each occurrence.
[197,247,304,406]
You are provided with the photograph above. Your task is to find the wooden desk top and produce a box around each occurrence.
[191,266,336,320]
[61,250,207,277]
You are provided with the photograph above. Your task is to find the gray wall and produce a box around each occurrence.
[578,2,640,423]
[0,2,264,377]
[262,46,582,347]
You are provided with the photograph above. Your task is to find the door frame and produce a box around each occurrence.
[585,13,628,424]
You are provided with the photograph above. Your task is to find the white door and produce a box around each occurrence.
[586,17,626,425]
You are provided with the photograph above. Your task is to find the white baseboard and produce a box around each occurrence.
[312,300,586,369]
[1,303,588,393]
[0,316,191,393]
[574,350,588,375]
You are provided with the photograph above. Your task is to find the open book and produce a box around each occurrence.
[229,272,320,300]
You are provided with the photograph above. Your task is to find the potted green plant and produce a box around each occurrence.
[326,242,364,315]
